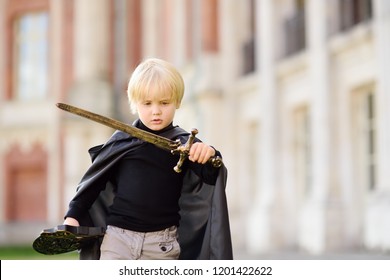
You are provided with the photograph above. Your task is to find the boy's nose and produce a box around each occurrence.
[152,106,161,115]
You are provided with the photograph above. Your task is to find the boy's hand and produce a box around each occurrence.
[189,142,216,164]
[64,217,80,227]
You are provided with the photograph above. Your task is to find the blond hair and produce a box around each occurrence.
[127,58,185,114]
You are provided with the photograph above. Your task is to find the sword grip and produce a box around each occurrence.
[173,128,223,173]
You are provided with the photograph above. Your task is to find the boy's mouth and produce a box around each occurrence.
[151,119,162,124]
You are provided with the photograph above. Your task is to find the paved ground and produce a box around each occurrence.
[233,249,390,260]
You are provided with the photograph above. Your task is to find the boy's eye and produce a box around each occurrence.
[140,100,171,106]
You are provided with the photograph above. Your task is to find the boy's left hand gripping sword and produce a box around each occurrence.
[56,103,222,172]
[32,103,223,256]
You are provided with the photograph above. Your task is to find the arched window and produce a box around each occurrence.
[13,12,49,101]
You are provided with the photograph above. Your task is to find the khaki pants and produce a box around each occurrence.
[99,225,181,260]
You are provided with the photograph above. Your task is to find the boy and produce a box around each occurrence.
[63,58,232,260]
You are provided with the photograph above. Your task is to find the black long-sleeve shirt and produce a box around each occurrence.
[66,121,221,232]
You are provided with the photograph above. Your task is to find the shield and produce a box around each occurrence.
[32,225,105,255]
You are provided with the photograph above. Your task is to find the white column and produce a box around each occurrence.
[364,0,390,250]
[46,0,64,223]
[373,0,390,191]
[69,0,112,114]
[74,0,110,81]
[0,0,6,224]
[247,0,280,253]
[0,0,5,103]
[142,0,160,58]
[171,0,186,65]
[64,0,114,211]
[298,0,333,254]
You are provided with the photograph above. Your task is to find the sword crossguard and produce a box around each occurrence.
[172,128,223,173]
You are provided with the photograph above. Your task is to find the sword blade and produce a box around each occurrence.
[56,103,180,151]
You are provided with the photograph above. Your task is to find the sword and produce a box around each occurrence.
[56,103,222,173]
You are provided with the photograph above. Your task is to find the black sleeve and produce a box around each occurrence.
[63,140,127,221]
[64,160,115,221]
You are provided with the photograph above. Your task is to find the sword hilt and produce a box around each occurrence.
[173,128,223,173]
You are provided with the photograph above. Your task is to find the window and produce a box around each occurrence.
[355,90,376,191]
[362,91,376,190]
[294,107,312,196]
[282,0,306,58]
[242,0,256,75]
[13,12,49,101]
[339,0,372,32]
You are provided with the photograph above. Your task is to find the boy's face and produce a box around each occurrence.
[136,88,177,131]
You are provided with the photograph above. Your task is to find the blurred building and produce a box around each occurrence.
[1,0,389,257]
